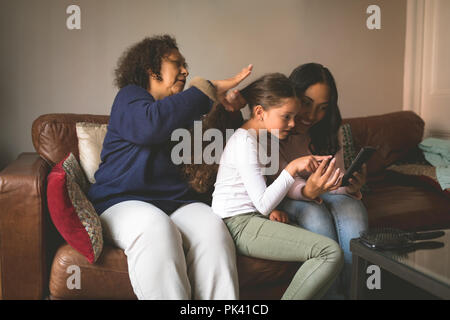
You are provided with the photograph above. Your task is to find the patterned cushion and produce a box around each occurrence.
[341,123,370,193]
[47,153,103,263]
[341,123,357,170]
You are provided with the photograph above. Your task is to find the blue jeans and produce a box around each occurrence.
[278,193,368,298]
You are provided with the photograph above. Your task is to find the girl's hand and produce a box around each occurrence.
[269,209,289,224]
[345,164,367,194]
[285,155,332,177]
[211,64,253,112]
[302,157,343,200]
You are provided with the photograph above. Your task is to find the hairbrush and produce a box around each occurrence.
[359,228,445,250]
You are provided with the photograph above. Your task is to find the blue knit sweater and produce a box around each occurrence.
[88,83,213,215]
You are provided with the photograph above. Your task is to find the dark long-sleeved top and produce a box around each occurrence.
[88,78,215,215]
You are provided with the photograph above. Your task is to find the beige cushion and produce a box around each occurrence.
[76,122,107,184]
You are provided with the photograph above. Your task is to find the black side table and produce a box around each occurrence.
[350,229,450,300]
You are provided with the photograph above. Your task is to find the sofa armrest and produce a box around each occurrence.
[0,153,51,299]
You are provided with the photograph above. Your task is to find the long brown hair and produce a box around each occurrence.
[289,63,342,155]
[180,73,296,195]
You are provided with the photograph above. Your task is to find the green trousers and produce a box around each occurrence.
[225,213,344,300]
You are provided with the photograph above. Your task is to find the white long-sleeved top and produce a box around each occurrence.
[212,128,295,218]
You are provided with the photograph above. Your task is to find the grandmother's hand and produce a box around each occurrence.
[224,89,247,112]
[211,64,252,112]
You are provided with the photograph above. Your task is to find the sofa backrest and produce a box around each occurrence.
[32,114,109,166]
[32,111,424,175]
[343,111,424,175]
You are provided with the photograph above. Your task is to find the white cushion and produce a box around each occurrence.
[76,122,107,184]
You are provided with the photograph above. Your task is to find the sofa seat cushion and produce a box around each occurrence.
[363,177,450,232]
[49,243,300,300]
[237,255,300,300]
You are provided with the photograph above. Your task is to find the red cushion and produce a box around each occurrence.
[47,153,103,263]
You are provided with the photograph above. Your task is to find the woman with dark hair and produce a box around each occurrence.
[88,34,252,299]
[274,63,369,298]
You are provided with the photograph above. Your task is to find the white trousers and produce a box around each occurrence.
[100,200,239,300]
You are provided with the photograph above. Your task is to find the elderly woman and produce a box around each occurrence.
[88,35,252,299]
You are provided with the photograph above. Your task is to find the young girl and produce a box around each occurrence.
[211,73,344,300]
[275,63,369,298]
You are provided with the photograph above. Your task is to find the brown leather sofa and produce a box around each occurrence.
[1,110,449,300]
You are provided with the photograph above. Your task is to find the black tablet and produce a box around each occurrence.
[341,146,376,186]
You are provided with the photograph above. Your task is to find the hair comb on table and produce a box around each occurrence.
[359,228,445,250]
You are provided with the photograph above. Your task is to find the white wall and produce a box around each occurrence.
[0,0,407,169]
